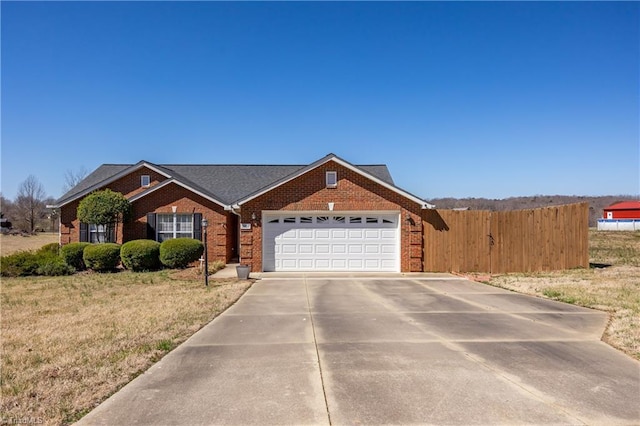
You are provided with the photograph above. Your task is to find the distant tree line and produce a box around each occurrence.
[428,195,640,227]
[1,168,87,234]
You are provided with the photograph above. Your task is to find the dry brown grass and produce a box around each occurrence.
[1,269,252,425]
[0,233,59,256]
[485,230,640,360]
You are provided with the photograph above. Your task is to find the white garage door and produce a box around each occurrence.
[262,213,399,272]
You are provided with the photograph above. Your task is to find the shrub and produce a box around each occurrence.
[77,189,131,243]
[121,240,161,272]
[36,256,74,276]
[1,251,41,277]
[61,242,92,271]
[1,250,73,277]
[159,238,204,269]
[38,243,60,255]
[83,243,121,272]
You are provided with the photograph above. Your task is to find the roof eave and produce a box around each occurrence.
[128,179,228,209]
[234,153,433,209]
[54,161,172,208]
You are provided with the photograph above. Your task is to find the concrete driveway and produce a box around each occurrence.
[78,275,640,425]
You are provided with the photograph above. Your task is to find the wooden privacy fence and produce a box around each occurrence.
[422,203,589,273]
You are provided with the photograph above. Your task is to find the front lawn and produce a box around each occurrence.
[0,269,252,425]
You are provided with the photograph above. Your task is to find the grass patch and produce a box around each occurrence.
[541,288,577,305]
[489,230,640,360]
[0,268,252,425]
[589,230,640,267]
[0,233,59,256]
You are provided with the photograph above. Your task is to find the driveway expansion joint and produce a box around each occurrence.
[304,275,333,426]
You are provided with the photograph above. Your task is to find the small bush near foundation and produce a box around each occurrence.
[121,240,161,272]
[83,243,121,272]
[61,242,92,271]
[36,256,74,276]
[159,238,204,269]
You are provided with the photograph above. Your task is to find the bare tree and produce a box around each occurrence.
[62,166,88,193]
[15,175,47,233]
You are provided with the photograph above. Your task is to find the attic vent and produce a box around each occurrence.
[326,171,337,188]
[141,175,150,187]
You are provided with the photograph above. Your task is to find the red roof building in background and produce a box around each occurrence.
[598,201,640,231]
[603,201,640,220]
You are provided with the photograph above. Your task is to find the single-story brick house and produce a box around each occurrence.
[50,153,434,272]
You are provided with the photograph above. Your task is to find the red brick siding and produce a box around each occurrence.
[60,199,82,245]
[59,179,231,263]
[109,166,169,199]
[240,160,423,272]
[128,183,229,262]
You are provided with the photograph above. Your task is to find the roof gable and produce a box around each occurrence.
[233,153,433,209]
[53,161,174,207]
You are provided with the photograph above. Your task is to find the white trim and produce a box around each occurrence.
[127,179,174,202]
[326,171,338,188]
[156,212,194,241]
[52,161,172,207]
[235,154,434,209]
[262,209,401,216]
[127,178,227,208]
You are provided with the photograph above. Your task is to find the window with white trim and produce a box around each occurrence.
[157,213,194,242]
[326,171,337,188]
[141,175,151,187]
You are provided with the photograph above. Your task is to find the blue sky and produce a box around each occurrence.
[1,1,638,201]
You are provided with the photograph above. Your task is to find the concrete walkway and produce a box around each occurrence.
[209,263,243,279]
[77,276,640,425]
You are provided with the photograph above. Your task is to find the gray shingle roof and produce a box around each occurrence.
[54,161,396,207]
[57,164,130,204]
